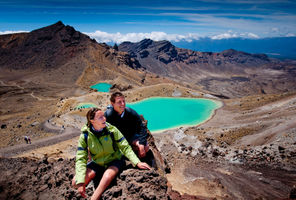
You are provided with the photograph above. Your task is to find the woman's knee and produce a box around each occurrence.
[104,166,119,180]
[73,168,96,188]
[71,177,76,187]
[85,168,96,183]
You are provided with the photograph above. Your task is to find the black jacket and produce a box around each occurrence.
[104,107,148,145]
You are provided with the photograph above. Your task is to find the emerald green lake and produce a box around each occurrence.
[76,103,97,109]
[127,97,221,132]
[90,83,112,92]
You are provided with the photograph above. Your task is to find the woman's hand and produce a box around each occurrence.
[137,162,151,170]
[77,183,87,198]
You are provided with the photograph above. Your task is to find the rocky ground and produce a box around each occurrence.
[153,92,296,199]
[154,129,296,199]
[1,79,296,199]
[0,156,178,200]
[0,122,199,200]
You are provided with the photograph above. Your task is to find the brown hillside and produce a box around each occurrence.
[0,21,171,88]
[0,22,174,148]
[119,39,296,98]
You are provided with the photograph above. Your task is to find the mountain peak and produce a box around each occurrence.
[49,21,65,28]
[119,39,176,58]
[31,21,65,33]
[138,38,154,49]
[29,21,88,44]
[137,39,174,50]
[0,21,93,70]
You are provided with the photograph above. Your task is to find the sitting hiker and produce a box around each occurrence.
[72,107,151,200]
[104,92,149,158]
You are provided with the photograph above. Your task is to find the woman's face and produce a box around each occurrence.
[90,110,106,129]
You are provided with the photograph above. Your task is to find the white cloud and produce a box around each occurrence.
[0,30,28,35]
[86,30,261,43]
[271,27,279,33]
[286,33,295,37]
[86,30,262,43]
[84,30,200,44]
[247,33,260,38]
[210,31,259,40]
[211,33,238,40]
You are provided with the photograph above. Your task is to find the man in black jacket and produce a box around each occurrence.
[104,92,149,158]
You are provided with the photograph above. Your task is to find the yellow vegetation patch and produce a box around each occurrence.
[228,92,295,111]
[215,126,261,145]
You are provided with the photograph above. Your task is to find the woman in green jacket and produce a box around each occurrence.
[72,107,151,200]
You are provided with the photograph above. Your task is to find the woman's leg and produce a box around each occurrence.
[90,166,119,200]
[71,168,97,198]
[72,168,96,188]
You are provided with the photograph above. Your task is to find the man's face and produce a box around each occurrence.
[112,96,126,115]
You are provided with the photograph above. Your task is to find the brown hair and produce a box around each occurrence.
[86,107,101,127]
[110,92,125,103]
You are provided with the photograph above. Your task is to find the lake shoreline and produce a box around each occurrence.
[127,97,223,133]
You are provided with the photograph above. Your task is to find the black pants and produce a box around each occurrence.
[87,158,126,188]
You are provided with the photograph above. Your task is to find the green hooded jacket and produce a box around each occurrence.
[75,122,140,184]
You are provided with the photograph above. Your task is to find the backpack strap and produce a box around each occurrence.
[83,131,88,147]
[77,131,89,151]
[108,131,118,152]
[84,128,118,152]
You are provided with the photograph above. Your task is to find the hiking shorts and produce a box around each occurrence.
[87,158,126,176]
[87,158,126,188]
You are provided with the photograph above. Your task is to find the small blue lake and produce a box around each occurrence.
[127,97,221,132]
[90,83,112,92]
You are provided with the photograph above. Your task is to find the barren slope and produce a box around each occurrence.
[119,39,296,98]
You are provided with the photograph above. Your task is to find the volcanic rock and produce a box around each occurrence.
[119,39,296,97]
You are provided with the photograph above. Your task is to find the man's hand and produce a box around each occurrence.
[77,183,87,198]
[137,162,151,170]
[133,140,147,158]
[138,143,146,158]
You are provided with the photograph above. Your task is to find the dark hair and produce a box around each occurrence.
[110,92,124,103]
[86,107,101,127]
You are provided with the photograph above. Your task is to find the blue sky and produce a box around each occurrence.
[0,0,296,43]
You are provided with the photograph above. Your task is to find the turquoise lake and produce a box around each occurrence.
[90,83,112,92]
[127,97,221,132]
[76,103,97,109]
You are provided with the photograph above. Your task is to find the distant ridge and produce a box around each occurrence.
[172,37,296,60]
[119,39,296,97]
[119,38,272,78]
